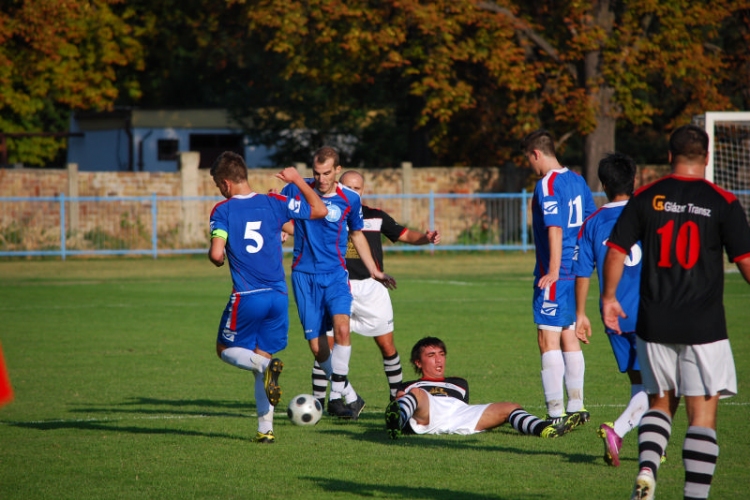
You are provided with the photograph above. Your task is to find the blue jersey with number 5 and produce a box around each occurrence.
[573,200,641,333]
[210,192,312,293]
[532,168,596,281]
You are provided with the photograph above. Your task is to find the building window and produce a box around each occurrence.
[189,134,244,169]
[157,139,179,161]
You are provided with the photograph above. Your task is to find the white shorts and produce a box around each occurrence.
[349,278,394,337]
[408,391,490,435]
[636,337,737,399]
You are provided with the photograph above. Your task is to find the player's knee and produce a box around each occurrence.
[216,342,227,359]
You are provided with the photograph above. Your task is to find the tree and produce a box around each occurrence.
[481,1,738,190]
[0,0,142,166]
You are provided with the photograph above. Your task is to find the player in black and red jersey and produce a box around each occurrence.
[602,125,750,500]
[384,337,580,439]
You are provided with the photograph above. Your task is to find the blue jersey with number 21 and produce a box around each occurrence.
[210,192,312,294]
[573,200,641,334]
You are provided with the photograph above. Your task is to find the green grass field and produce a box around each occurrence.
[1,253,748,499]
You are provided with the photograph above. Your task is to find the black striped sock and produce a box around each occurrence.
[383,352,402,399]
[508,408,547,436]
[311,361,329,403]
[638,409,672,480]
[397,393,417,427]
[683,426,718,500]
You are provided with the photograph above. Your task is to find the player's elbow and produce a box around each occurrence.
[311,205,328,219]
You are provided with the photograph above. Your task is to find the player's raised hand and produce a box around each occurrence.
[275,166,303,184]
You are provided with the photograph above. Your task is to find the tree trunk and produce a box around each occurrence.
[583,86,616,193]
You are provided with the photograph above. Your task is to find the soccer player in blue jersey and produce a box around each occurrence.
[281,146,396,420]
[603,125,750,500]
[208,151,327,444]
[522,129,596,426]
[573,152,648,467]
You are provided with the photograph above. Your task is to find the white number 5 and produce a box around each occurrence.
[244,221,264,254]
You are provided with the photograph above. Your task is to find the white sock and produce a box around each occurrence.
[220,348,269,373]
[563,350,585,413]
[331,344,358,403]
[614,387,648,438]
[541,350,565,417]
[254,371,273,432]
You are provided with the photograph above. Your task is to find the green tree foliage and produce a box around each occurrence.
[0,0,142,166]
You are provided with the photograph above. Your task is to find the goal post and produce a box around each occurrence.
[698,111,750,186]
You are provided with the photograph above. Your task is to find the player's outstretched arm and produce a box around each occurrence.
[350,230,397,289]
[275,166,328,219]
[399,228,441,245]
[574,276,592,344]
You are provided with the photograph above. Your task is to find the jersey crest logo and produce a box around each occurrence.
[543,200,558,215]
[325,203,342,222]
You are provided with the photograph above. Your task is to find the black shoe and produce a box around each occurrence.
[385,399,402,440]
[347,395,366,420]
[327,398,354,419]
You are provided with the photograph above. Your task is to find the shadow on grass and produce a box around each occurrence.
[68,396,252,418]
[302,477,543,500]
[318,412,597,465]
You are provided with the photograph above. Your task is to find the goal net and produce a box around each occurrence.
[696,112,750,218]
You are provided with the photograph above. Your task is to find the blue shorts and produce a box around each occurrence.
[532,278,575,329]
[607,331,640,373]
[216,289,289,354]
[291,269,352,341]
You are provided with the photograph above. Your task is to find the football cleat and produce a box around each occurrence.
[568,408,590,428]
[631,467,656,500]
[264,358,283,407]
[347,395,366,421]
[385,399,402,440]
[540,412,581,438]
[598,422,623,466]
[327,398,354,418]
[253,430,275,444]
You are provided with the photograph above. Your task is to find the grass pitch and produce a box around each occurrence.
[1,252,749,499]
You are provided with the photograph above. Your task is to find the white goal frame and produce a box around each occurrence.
[703,111,750,184]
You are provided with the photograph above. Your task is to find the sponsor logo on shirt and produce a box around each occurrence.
[541,301,558,316]
[543,200,558,215]
[653,195,711,217]
[325,203,342,222]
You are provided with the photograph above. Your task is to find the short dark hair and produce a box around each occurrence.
[521,129,556,156]
[598,152,636,199]
[669,124,708,164]
[410,336,447,375]
[313,146,340,168]
[210,151,248,183]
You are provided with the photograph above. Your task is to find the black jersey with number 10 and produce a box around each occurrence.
[607,175,750,345]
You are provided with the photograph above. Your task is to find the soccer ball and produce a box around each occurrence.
[287,394,323,426]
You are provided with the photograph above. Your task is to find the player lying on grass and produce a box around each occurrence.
[385,336,582,439]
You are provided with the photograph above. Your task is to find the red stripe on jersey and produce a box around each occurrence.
[210,197,231,217]
[578,206,606,239]
[336,185,349,203]
[268,192,287,202]
[544,171,559,196]
[733,251,750,263]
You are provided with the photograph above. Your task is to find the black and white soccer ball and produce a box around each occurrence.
[287,394,323,426]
